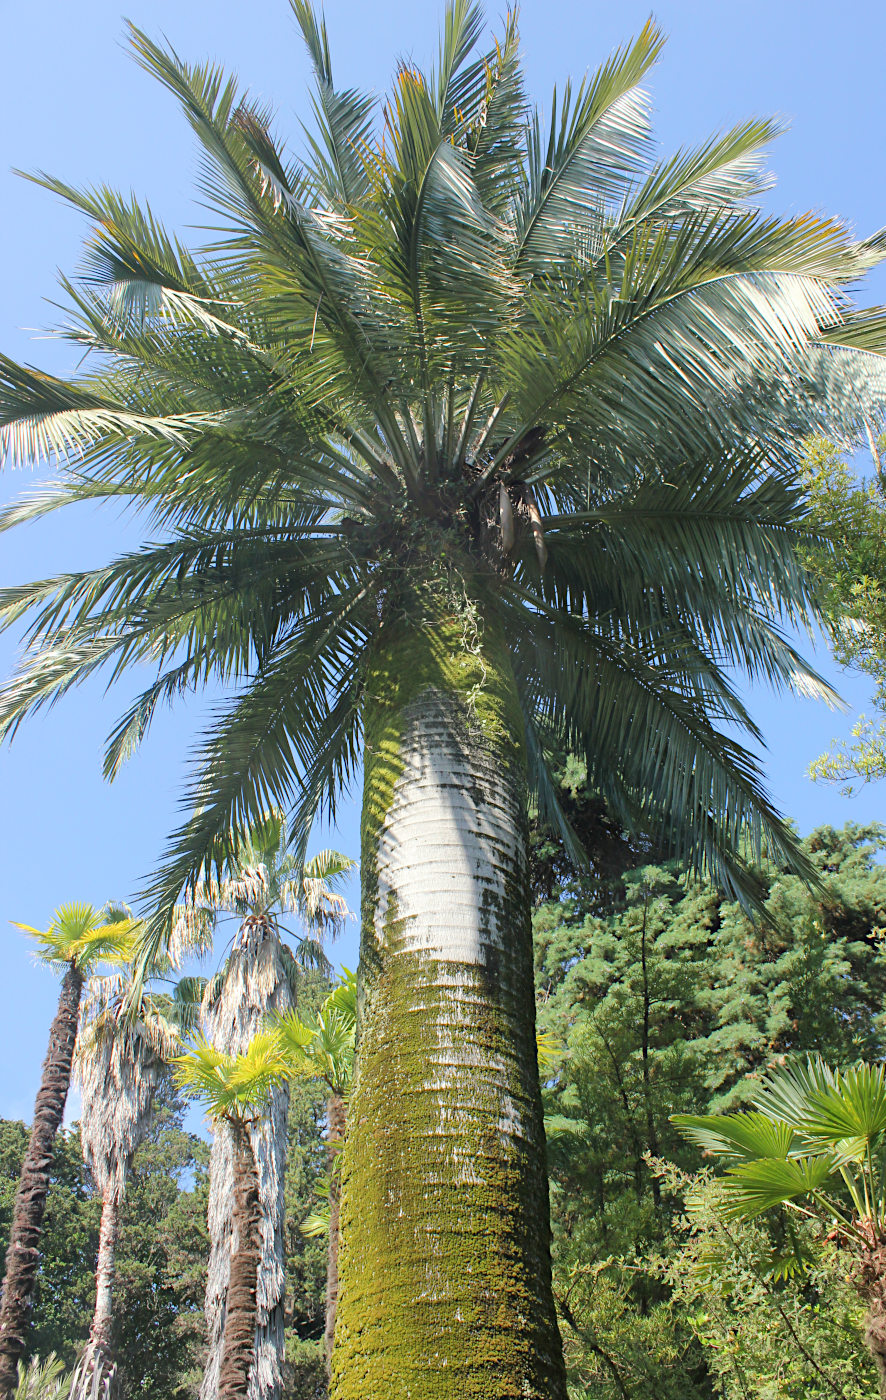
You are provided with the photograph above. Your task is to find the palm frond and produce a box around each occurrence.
[514,20,664,269]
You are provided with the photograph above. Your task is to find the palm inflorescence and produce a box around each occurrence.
[1,0,885,937]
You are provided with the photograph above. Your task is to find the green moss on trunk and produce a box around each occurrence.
[333,610,566,1399]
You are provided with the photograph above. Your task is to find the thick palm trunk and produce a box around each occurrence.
[87,1187,120,1358]
[218,1122,262,1400]
[0,962,83,1395]
[201,932,291,1400]
[324,1092,345,1372]
[333,615,566,1400]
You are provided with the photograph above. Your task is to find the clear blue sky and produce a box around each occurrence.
[1,0,885,1120]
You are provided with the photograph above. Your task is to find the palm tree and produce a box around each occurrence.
[10,1353,116,1400]
[0,907,135,1396]
[174,1035,289,1400]
[674,1058,886,1394]
[1,3,886,1392]
[75,949,197,1368]
[171,814,351,1400]
[273,970,356,1370]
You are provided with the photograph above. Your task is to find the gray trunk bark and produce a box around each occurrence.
[88,1187,119,1358]
[200,928,292,1400]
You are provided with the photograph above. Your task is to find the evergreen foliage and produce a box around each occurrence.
[535,820,886,1396]
[0,1087,208,1397]
[658,1165,876,1400]
[0,1077,331,1400]
[802,436,886,789]
[2,820,884,1395]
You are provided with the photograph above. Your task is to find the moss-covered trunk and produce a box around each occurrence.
[324,1091,345,1373]
[0,961,83,1396]
[332,613,566,1399]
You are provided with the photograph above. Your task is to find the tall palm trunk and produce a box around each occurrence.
[202,930,291,1400]
[79,1031,166,1369]
[88,1188,120,1357]
[0,962,83,1395]
[333,615,566,1400]
[324,1092,345,1372]
[218,1120,262,1400]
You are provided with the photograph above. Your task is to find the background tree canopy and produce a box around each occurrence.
[534,804,886,1397]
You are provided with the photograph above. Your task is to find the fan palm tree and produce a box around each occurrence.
[75,948,199,1368]
[2,3,886,1393]
[273,970,356,1370]
[174,1035,289,1400]
[0,907,136,1396]
[674,1058,886,1394]
[172,813,351,1400]
[9,1353,116,1400]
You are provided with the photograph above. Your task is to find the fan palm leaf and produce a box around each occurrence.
[673,1058,886,1395]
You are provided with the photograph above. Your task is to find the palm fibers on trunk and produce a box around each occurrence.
[0,963,83,1395]
[858,1230,886,1398]
[324,1091,345,1371]
[218,1120,263,1400]
[333,614,566,1399]
[202,927,291,1400]
[78,1028,166,1362]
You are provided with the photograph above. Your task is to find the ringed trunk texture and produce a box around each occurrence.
[201,930,291,1400]
[88,1188,120,1358]
[332,614,566,1399]
[0,962,83,1396]
[324,1092,345,1373]
[218,1122,262,1400]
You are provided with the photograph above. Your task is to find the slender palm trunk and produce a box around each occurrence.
[202,932,291,1400]
[333,614,566,1400]
[324,1092,345,1372]
[87,1187,120,1358]
[218,1121,262,1400]
[0,962,83,1395]
[79,1035,165,1372]
[857,1231,886,1395]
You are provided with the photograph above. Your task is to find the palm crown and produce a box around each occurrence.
[174,1033,290,1124]
[272,968,357,1095]
[1,0,885,939]
[13,904,140,975]
[169,807,352,976]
